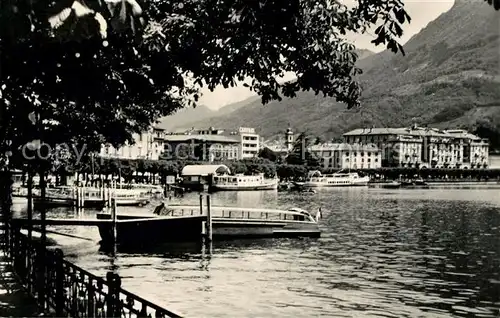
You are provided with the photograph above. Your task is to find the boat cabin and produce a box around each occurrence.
[212,173,265,186]
[181,164,231,190]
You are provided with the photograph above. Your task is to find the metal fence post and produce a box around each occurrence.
[55,249,65,316]
[87,277,95,317]
[106,272,115,317]
[113,273,122,317]
[37,242,46,311]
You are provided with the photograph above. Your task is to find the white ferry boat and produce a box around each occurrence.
[211,173,278,191]
[297,170,370,188]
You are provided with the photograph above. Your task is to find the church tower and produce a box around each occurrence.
[285,125,294,151]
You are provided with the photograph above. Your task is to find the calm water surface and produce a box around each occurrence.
[13,186,500,317]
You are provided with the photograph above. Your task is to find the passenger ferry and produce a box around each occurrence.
[211,173,278,191]
[96,204,321,245]
[296,170,370,187]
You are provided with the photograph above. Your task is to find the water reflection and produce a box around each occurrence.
[9,187,500,317]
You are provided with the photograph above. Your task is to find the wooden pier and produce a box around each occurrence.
[12,218,115,226]
[12,195,213,247]
[13,185,126,209]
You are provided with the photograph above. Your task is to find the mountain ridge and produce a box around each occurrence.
[158,49,376,131]
[165,0,500,148]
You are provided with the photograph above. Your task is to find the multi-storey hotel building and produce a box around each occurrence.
[99,127,166,160]
[309,143,382,170]
[162,126,261,161]
[343,126,489,169]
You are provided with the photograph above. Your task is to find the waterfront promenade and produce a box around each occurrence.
[0,252,41,317]
[0,204,183,318]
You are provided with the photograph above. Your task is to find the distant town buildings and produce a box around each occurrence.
[99,127,166,160]
[343,125,489,169]
[99,123,489,170]
[309,143,382,170]
[162,133,240,161]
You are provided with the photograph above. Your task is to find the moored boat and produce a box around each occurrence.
[96,204,321,246]
[32,186,149,208]
[299,170,370,188]
[210,173,278,191]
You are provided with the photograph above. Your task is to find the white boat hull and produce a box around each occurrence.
[211,182,278,191]
[302,180,369,187]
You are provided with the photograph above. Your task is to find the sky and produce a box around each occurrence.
[198,0,455,110]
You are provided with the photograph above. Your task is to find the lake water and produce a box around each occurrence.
[12,186,500,317]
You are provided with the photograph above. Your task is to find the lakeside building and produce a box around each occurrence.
[238,127,260,159]
[99,127,166,160]
[162,134,240,161]
[99,126,260,162]
[309,143,382,170]
[343,126,489,169]
[168,126,260,159]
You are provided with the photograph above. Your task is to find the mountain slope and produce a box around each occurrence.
[157,105,214,131]
[157,95,260,130]
[187,0,500,145]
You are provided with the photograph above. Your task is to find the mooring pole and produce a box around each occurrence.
[107,186,111,208]
[81,186,85,209]
[206,195,212,242]
[199,194,203,216]
[75,186,78,208]
[111,197,117,244]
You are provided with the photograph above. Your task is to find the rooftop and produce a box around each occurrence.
[163,135,240,143]
[309,143,379,151]
[343,126,479,139]
[181,164,231,176]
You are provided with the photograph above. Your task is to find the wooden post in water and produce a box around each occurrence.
[111,198,117,244]
[102,184,105,206]
[75,186,79,208]
[81,186,85,208]
[206,195,212,242]
[107,186,112,208]
[81,187,85,208]
[76,186,80,208]
[199,194,203,215]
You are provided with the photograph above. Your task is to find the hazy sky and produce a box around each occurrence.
[198,0,455,110]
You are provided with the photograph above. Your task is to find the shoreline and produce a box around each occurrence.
[369,180,500,185]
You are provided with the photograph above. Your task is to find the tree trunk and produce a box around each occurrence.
[27,168,33,241]
[38,166,47,239]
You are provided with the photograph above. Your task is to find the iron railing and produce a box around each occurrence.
[4,225,182,318]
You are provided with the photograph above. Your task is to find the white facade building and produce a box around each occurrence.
[343,126,490,169]
[309,143,382,170]
[238,127,260,159]
[99,127,165,160]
